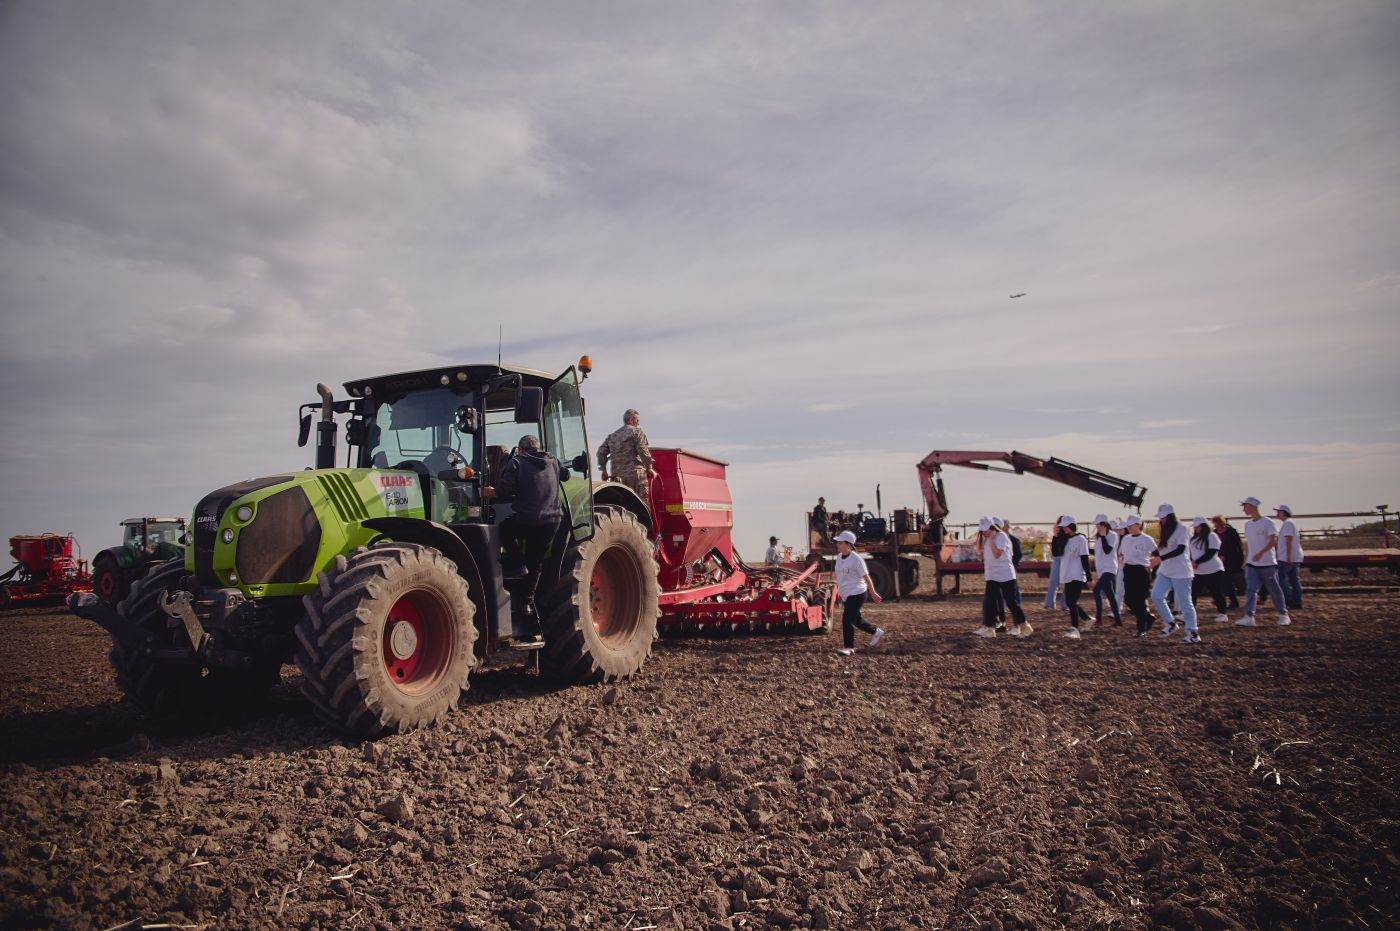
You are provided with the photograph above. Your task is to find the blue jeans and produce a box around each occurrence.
[1278,562,1303,609]
[1045,556,1064,609]
[1151,574,1197,633]
[1245,564,1289,616]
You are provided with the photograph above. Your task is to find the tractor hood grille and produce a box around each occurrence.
[192,476,294,587]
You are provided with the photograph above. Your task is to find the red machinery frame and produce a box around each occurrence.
[648,448,832,634]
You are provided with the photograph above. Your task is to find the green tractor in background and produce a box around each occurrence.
[79,360,660,737]
[91,517,187,606]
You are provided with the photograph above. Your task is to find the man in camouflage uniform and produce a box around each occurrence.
[597,409,655,499]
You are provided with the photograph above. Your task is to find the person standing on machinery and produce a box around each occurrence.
[598,409,656,501]
[485,435,568,646]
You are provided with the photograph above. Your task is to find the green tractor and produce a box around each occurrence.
[91,517,187,606]
[79,361,660,737]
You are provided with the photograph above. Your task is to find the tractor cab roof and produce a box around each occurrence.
[120,517,185,526]
[344,364,557,405]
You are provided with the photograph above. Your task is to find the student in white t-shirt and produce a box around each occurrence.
[1119,515,1157,635]
[1189,516,1229,623]
[1057,516,1093,639]
[1112,519,1126,611]
[1149,503,1200,643]
[1091,514,1121,627]
[1274,504,1305,610]
[1236,497,1291,627]
[831,531,886,655]
[973,517,1031,638]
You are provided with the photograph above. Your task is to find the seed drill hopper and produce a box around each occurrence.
[648,448,833,635]
[1,534,92,608]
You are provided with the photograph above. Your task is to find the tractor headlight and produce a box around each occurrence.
[235,505,254,523]
[221,528,235,544]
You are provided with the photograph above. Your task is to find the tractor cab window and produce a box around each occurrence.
[122,524,142,548]
[147,523,183,546]
[365,388,471,476]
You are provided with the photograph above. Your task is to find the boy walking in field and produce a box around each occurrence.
[832,531,885,656]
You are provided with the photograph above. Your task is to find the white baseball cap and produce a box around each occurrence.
[977,517,994,532]
[1057,515,1076,528]
[834,530,857,545]
[1110,519,1123,530]
[1124,515,1142,528]
[992,516,1006,529]
[1155,503,1175,519]
[1240,496,1261,508]
[1192,516,1208,528]
[1093,513,1109,525]
[1274,503,1293,516]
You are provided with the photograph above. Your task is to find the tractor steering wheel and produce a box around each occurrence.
[424,445,467,480]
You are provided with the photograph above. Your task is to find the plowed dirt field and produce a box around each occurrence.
[1,592,1396,929]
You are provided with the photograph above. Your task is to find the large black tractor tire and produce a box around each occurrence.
[109,557,281,727]
[295,543,477,739]
[540,509,660,684]
[898,557,921,596]
[93,556,130,606]
[867,559,897,601]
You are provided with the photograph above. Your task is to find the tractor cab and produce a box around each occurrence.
[121,517,187,556]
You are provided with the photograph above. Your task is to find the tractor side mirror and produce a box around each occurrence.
[455,406,480,435]
[514,387,544,425]
[570,453,589,475]
[298,412,313,447]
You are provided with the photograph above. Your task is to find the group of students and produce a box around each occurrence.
[973,495,1304,643]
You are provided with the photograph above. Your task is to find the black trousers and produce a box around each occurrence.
[1093,572,1121,623]
[1123,565,1153,633]
[841,593,878,648]
[982,579,1025,628]
[1192,572,1229,614]
[1064,580,1090,628]
[503,517,559,624]
[1225,569,1244,608]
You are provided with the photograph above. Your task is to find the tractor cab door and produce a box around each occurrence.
[544,367,594,543]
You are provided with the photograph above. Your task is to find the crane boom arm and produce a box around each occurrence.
[916,449,1147,522]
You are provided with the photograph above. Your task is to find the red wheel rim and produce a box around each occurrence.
[382,590,454,695]
[97,570,116,599]
[589,546,642,646]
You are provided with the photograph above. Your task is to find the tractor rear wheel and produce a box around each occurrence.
[540,509,659,684]
[867,559,896,601]
[109,557,281,727]
[898,557,921,595]
[93,556,130,606]
[295,543,476,738]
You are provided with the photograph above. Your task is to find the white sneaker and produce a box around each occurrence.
[1277,615,1292,626]
[1183,632,1201,644]
[1063,628,1082,640]
[1158,625,1175,638]
[971,626,997,638]
[1235,616,1256,627]
[1010,622,1033,637]
[836,647,855,656]
[1213,614,1228,624]
[1082,617,1096,632]
[869,627,886,647]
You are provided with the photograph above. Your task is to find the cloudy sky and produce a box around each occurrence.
[1,1,1397,560]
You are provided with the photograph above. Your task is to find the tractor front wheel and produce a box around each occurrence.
[109,557,281,728]
[295,543,477,738]
[540,509,659,684]
[93,557,130,606]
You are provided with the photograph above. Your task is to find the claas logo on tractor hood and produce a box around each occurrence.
[377,475,415,488]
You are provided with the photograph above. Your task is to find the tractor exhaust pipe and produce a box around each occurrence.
[315,383,338,470]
